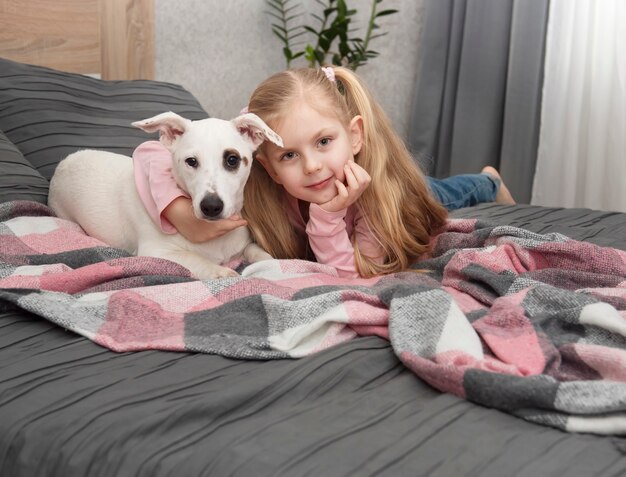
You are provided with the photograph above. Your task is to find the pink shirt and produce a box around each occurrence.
[284,195,383,277]
[133,141,188,234]
[132,141,383,278]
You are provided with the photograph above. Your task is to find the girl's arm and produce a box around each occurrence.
[306,205,357,277]
[306,204,383,278]
[133,141,246,243]
[162,197,247,243]
[304,161,378,278]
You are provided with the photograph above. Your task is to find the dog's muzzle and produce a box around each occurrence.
[200,194,224,219]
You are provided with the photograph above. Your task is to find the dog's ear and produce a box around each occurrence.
[231,113,283,149]
[132,112,192,147]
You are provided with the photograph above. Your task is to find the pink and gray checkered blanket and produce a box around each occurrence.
[1,200,626,435]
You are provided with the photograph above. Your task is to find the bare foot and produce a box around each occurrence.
[482,166,516,205]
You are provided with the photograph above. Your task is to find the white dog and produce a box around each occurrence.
[48,111,283,279]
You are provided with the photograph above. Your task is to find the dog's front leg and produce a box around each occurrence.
[138,243,238,280]
[243,243,273,263]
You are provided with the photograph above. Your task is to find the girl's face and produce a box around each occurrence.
[257,99,363,205]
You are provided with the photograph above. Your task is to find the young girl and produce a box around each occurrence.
[133,66,514,278]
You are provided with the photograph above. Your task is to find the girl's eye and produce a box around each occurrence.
[185,157,198,168]
[280,151,297,161]
[319,137,331,147]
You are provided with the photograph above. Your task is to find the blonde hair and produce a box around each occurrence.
[243,66,448,277]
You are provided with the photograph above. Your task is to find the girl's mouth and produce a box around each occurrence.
[307,177,333,190]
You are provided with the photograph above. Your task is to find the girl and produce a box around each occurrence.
[134,66,514,278]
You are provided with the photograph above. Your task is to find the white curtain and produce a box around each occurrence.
[532,0,626,212]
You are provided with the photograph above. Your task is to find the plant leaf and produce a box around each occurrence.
[271,29,287,43]
[271,25,288,34]
[314,49,326,65]
[376,9,398,17]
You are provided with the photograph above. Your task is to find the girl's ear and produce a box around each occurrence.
[255,152,282,184]
[349,115,364,155]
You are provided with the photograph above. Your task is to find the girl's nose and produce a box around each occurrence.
[302,155,322,174]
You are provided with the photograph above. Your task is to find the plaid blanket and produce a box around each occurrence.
[1,200,626,435]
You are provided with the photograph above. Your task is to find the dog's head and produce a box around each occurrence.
[132,112,282,221]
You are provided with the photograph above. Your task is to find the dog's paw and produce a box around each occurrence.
[153,250,240,281]
[243,243,274,263]
[193,264,239,280]
[211,266,239,279]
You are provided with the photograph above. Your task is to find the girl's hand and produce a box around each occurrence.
[163,197,247,243]
[319,161,371,213]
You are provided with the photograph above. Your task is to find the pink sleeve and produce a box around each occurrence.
[132,141,188,234]
[305,204,384,278]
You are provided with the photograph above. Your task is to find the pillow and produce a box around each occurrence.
[0,57,208,182]
[0,130,49,204]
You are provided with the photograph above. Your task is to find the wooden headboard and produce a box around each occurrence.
[0,0,154,80]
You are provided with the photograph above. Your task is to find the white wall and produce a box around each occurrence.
[154,0,425,139]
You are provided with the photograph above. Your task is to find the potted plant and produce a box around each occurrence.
[266,0,398,70]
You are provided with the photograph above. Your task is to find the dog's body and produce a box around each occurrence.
[48,112,282,279]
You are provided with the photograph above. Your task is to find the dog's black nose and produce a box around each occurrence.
[200,194,224,219]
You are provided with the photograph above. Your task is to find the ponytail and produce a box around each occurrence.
[331,67,448,276]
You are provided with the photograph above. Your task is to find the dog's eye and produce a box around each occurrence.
[185,157,198,168]
[222,149,242,171]
[225,154,240,169]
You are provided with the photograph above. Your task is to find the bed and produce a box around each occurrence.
[2,8,626,476]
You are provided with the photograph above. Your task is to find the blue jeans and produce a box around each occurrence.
[427,173,500,211]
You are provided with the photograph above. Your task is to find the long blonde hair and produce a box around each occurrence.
[243,67,448,277]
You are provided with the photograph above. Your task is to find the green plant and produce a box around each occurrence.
[266,0,398,71]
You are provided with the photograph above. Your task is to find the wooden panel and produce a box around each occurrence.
[0,0,154,79]
[0,0,101,74]
[100,0,154,80]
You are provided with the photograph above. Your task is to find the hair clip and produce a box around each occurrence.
[321,66,336,83]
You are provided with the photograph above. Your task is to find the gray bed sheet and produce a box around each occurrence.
[1,203,626,477]
[451,203,626,250]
